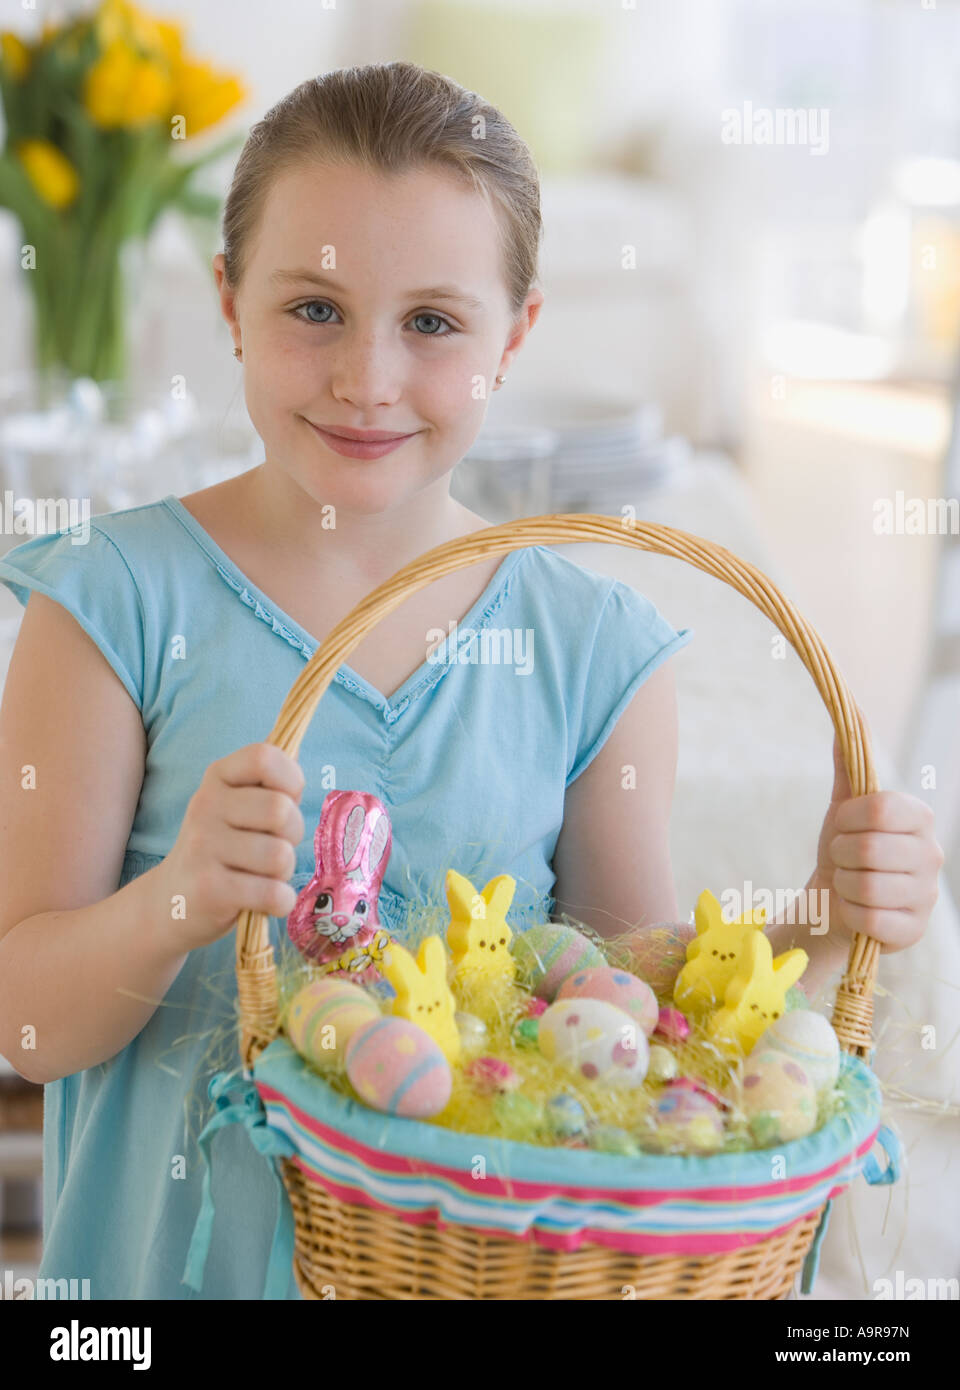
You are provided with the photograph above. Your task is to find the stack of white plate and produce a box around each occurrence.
[457,392,689,518]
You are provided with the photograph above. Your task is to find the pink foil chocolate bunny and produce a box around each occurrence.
[286,790,393,975]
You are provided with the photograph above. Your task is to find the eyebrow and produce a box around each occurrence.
[270,268,485,311]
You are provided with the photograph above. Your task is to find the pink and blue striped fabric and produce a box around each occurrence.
[253,1040,883,1255]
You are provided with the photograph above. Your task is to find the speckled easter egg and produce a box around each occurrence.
[557,966,659,1036]
[619,921,697,996]
[492,1091,544,1138]
[763,1011,840,1092]
[647,1044,679,1082]
[740,1050,818,1146]
[345,1017,452,1118]
[511,923,605,1001]
[286,977,381,1066]
[538,998,649,1086]
[545,1094,587,1139]
[590,1124,639,1157]
[648,1082,725,1153]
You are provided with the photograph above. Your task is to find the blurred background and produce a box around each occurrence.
[1,0,958,1298]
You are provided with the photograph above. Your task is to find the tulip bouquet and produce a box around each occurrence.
[0,1,247,385]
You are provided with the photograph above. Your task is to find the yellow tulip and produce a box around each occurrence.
[17,139,80,210]
[170,60,246,137]
[95,0,160,53]
[0,31,31,80]
[154,20,184,65]
[84,37,172,128]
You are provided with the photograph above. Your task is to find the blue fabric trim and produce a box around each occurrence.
[181,1069,297,1300]
[800,1199,832,1294]
[862,1124,902,1186]
[254,1041,883,1189]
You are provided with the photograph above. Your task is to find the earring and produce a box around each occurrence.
[233,346,242,360]
[495,374,505,386]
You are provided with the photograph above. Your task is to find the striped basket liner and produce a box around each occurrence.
[253,1037,883,1257]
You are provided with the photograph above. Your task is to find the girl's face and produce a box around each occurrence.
[214,160,543,516]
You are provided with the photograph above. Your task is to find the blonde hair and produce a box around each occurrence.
[221,61,542,320]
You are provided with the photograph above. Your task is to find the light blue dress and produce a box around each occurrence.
[0,493,693,1299]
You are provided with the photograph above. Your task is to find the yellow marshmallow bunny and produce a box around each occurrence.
[382,935,461,1063]
[445,869,517,990]
[706,929,808,1056]
[673,889,768,1017]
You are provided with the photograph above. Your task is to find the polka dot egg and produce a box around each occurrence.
[762,1011,841,1093]
[538,997,649,1086]
[558,965,659,1036]
[345,1016,452,1118]
[511,922,605,1001]
[740,1049,818,1146]
[286,977,381,1066]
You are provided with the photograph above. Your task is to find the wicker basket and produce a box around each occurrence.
[229,515,893,1301]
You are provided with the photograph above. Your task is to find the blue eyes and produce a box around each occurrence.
[289,300,457,337]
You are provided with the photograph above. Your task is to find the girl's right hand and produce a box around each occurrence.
[159,742,306,952]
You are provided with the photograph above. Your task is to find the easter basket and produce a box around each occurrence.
[187,516,899,1301]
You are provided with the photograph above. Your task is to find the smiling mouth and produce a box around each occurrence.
[305,420,417,442]
[304,419,420,458]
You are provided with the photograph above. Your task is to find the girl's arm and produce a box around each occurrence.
[0,593,189,1085]
[552,661,682,937]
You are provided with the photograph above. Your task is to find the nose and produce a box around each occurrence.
[330,328,404,411]
[332,914,348,927]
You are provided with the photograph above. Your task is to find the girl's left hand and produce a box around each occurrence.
[812,734,944,953]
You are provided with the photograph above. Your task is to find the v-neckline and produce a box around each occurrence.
[161,492,528,713]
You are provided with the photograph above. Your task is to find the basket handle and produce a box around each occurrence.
[235,514,881,1069]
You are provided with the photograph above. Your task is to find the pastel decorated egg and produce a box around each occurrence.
[619,920,697,995]
[762,1011,840,1092]
[286,977,381,1066]
[647,1080,725,1153]
[455,1011,488,1050]
[740,1050,818,1146]
[511,922,605,1001]
[647,1043,679,1082]
[590,1124,639,1157]
[345,1016,452,1118]
[538,998,649,1086]
[557,966,658,1036]
[492,1091,544,1137]
[464,1056,521,1093]
[545,1094,587,1139]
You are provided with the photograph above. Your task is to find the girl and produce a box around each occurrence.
[0,62,942,1301]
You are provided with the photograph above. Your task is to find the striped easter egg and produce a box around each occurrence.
[511,922,605,1001]
[619,921,696,996]
[345,1017,452,1118]
[286,977,380,1066]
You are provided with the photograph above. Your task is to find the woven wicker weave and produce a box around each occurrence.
[235,515,881,1299]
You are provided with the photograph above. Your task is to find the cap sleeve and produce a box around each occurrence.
[566,579,693,786]
[0,524,145,709]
